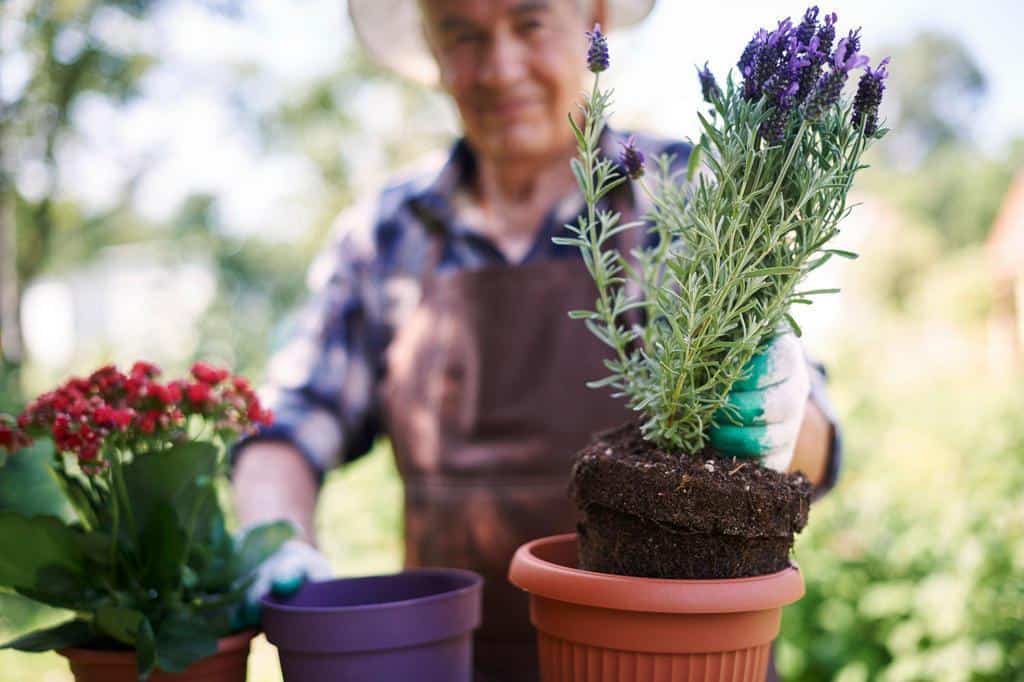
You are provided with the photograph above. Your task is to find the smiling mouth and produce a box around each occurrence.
[485,99,539,119]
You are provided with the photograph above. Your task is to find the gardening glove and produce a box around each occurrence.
[709,332,811,473]
[237,538,333,627]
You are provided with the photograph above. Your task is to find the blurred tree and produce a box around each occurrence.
[863,32,1022,250]
[879,32,987,164]
[0,0,169,398]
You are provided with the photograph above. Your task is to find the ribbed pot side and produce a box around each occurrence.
[509,534,804,682]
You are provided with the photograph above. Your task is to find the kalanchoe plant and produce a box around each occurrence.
[0,362,290,679]
[562,10,889,456]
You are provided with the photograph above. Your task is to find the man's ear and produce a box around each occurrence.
[419,17,448,90]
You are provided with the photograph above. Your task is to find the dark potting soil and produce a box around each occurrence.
[571,421,812,579]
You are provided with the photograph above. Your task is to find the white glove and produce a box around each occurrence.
[239,539,333,626]
[709,333,811,472]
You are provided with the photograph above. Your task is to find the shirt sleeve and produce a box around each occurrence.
[232,203,384,482]
[807,359,843,500]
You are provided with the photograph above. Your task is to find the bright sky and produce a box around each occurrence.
[6,0,1022,239]
[615,0,1022,149]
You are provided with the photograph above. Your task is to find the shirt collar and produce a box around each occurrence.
[407,128,643,238]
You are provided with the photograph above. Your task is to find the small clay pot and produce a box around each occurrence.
[60,629,255,682]
[262,569,482,682]
[509,534,804,682]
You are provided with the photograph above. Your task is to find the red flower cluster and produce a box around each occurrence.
[3,361,271,471]
[0,415,31,453]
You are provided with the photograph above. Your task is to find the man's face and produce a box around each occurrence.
[421,0,593,163]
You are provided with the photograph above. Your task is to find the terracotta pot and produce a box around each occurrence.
[508,534,804,682]
[60,630,256,682]
[261,569,482,682]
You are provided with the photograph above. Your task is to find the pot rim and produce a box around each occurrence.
[58,628,256,664]
[261,567,482,615]
[509,533,804,614]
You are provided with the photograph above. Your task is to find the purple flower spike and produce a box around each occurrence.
[619,136,645,179]
[796,35,826,101]
[841,28,863,61]
[744,18,795,101]
[738,29,768,99]
[803,34,871,124]
[795,6,820,46]
[852,57,890,136]
[816,11,838,57]
[833,37,870,72]
[586,23,609,73]
[697,62,722,103]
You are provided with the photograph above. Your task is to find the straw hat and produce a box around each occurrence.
[348,0,656,85]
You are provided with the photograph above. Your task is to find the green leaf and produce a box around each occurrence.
[136,618,156,680]
[17,564,101,611]
[570,158,588,194]
[0,619,94,652]
[741,266,800,278]
[568,112,586,148]
[585,375,620,389]
[686,143,703,182]
[824,248,858,259]
[236,521,294,576]
[567,309,598,320]
[792,288,841,297]
[138,501,187,593]
[0,512,85,591]
[96,606,144,646]
[122,441,218,532]
[0,440,72,520]
[784,313,803,337]
[154,613,218,673]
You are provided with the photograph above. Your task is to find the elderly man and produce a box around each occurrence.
[233,1,840,679]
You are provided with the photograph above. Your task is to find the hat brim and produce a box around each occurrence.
[349,0,655,85]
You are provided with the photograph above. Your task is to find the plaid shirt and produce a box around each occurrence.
[235,130,842,492]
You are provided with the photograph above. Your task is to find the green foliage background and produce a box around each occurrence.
[1,1,1022,680]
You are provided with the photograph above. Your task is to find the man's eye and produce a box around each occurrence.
[517,19,544,33]
[454,31,484,45]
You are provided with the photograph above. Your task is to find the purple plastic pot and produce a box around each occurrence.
[261,568,482,682]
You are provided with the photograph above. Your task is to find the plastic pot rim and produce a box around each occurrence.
[509,533,804,614]
[261,567,482,614]
[58,629,256,665]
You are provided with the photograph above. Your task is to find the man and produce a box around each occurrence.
[233,1,840,680]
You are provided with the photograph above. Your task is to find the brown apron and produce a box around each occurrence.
[383,231,632,681]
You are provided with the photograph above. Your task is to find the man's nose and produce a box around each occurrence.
[477,30,528,88]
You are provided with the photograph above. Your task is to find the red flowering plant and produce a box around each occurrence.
[0,362,290,679]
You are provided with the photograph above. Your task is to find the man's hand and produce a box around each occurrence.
[232,442,329,626]
[237,538,334,627]
[709,333,811,473]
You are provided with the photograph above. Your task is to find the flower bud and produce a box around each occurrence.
[585,23,609,73]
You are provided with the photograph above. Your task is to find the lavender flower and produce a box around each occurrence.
[795,35,825,101]
[802,36,869,121]
[758,45,810,143]
[619,136,645,179]
[738,29,766,76]
[840,28,862,62]
[741,19,794,102]
[852,57,890,135]
[586,23,609,73]
[795,6,820,46]
[816,12,838,57]
[833,36,870,71]
[697,62,722,102]
[738,30,768,99]
[761,81,801,143]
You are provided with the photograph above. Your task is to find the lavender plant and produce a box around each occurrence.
[562,11,889,456]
